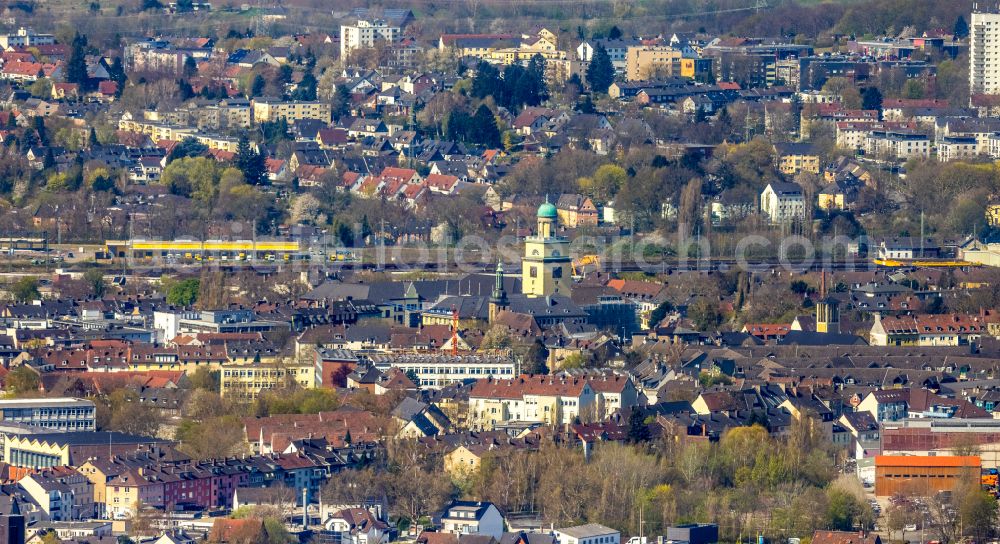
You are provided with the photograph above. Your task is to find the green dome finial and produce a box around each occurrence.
[537,195,557,219]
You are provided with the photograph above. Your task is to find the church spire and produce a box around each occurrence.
[493,259,505,297]
[489,259,509,322]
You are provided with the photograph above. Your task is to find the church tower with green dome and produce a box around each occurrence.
[522,198,571,296]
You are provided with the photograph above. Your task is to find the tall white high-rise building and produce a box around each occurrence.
[340,20,401,60]
[970,6,1000,97]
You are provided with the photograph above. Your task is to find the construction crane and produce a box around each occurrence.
[571,255,602,278]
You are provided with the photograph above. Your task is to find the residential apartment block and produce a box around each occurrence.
[869,313,992,346]
[835,121,914,150]
[117,117,243,152]
[469,375,596,429]
[577,39,640,73]
[625,45,683,82]
[219,361,317,400]
[340,20,401,59]
[252,99,332,124]
[124,42,192,76]
[773,142,820,175]
[760,182,806,223]
[468,373,638,429]
[937,135,980,162]
[863,129,930,160]
[971,8,1000,96]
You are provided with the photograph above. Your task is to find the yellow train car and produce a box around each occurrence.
[874,259,981,268]
[105,239,303,262]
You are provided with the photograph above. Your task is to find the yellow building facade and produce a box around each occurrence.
[251,100,332,124]
[522,201,571,297]
[818,192,846,211]
[778,153,821,175]
[4,435,72,468]
[625,46,683,82]
[219,361,317,400]
[987,204,1000,226]
[443,445,486,478]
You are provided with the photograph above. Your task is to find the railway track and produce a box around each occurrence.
[80,257,884,277]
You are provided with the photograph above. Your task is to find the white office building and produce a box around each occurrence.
[367,353,516,388]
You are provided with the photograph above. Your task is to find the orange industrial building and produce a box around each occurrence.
[874,455,981,496]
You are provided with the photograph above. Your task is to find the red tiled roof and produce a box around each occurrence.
[425,173,459,192]
[207,149,235,162]
[98,81,118,95]
[399,183,425,201]
[878,313,991,335]
[156,139,179,155]
[210,519,265,543]
[606,279,666,299]
[585,374,632,394]
[470,375,590,400]
[379,167,417,180]
[342,171,363,188]
[318,128,349,145]
[379,368,417,390]
[265,158,285,174]
[2,52,34,63]
[697,391,738,411]
[743,323,791,338]
[3,60,57,77]
[242,408,382,450]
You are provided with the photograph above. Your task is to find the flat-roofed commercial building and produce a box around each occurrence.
[874,455,980,496]
[882,418,1000,468]
[555,524,620,544]
[4,432,170,469]
[0,398,95,431]
[369,353,517,388]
